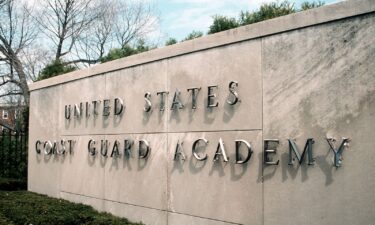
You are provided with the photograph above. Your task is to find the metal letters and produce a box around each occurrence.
[64,81,245,120]
[171,89,184,110]
[173,140,186,161]
[65,105,71,119]
[43,141,53,155]
[57,139,66,155]
[103,99,111,116]
[100,140,109,157]
[88,139,96,156]
[110,140,120,158]
[35,139,74,155]
[326,137,350,167]
[35,140,41,154]
[264,139,280,165]
[114,98,124,115]
[288,138,315,165]
[144,92,152,112]
[67,140,74,154]
[92,100,100,115]
[213,138,228,162]
[207,85,219,108]
[192,138,208,161]
[124,139,134,157]
[157,91,168,111]
[74,103,82,118]
[36,135,352,170]
[139,139,151,159]
[55,80,355,171]
[227,81,239,105]
[235,139,252,164]
[187,87,201,109]
[85,102,91,117]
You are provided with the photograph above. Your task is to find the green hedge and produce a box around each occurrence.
[0,132,28,180]
[0,191,143,225]
[0,178,27,191]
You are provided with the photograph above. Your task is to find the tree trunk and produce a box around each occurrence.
[55,38,64,61]
[11,53,30,105]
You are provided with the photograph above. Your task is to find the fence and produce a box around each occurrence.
[0,130,28,179]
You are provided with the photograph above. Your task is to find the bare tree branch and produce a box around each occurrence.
[36,0,100,61]
[0,0,36,104]
[0,90,22,98]
[65,58,99,65]
[0,0,159,106]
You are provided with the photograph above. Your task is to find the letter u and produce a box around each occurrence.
[65,105,71,119]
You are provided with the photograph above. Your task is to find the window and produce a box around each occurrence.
[2,110,8,119]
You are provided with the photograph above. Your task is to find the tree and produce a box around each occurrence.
[113,0,157,48]
[34,0,158,68]
[21,46,52,82]
[208,15,239,34]
[72,0,158,66]
[100,39,152,63]
[36,0,100,63]
[165,38,177,46]
[0,0,158,104]
[36,60,76,81]
[183,30,203,41]
[135,39,151,52]
[301,1,325,10]
[206,0,326,35]
[73,1,115,65]
[239,1,295,26]
[0,0,36,104]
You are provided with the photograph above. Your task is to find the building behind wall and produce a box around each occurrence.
[0,104,22,132]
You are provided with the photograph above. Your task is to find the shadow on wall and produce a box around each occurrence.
[261,148,341,186]
[164,92,239,125]
[171,145,251,181]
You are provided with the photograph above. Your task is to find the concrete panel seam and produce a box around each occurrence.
[60,191,167,212]
[168,211,243,225]
[166,57,170,225]
[59,129,263,137]
[260,35,265,225]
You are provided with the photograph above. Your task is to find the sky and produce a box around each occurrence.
[154,0,343,42]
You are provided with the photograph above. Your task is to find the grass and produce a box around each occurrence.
[0,190,143,225]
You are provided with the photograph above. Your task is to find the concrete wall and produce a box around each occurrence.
[28,1,375,224]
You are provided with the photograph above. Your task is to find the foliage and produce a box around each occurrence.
[0,0,157,104]
[0,178,26,191]
[0,212,11,225]
[208,15,239,34]
[37,60,76,81]
[165,38,177,46]
[208,0,325,34]
[100,47,135,63]
[239,0,295,26]
[20,106,29,132]
[12,106,29,132]
[0,131,28,180]
[301,1,325,10]
[0,191,143,225]
[101,39,151,63]
[134,39,151,53]
[182,30,203,41]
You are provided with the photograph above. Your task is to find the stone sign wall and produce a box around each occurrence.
[28,1,375,224]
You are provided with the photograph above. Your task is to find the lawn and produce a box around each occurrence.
[0,190,143,225]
